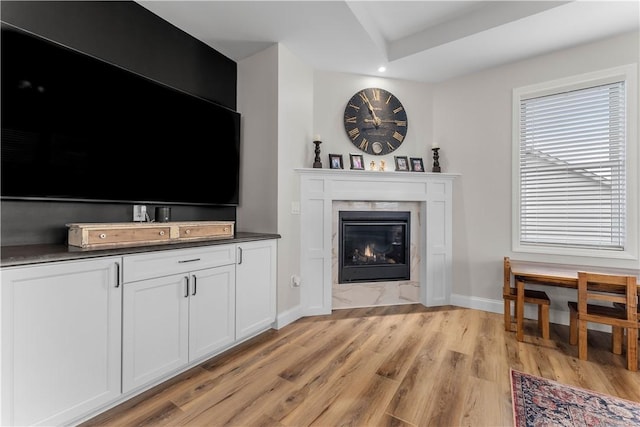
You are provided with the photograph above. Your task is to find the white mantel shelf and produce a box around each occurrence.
[296,168,459,316]
[296,167,459,178]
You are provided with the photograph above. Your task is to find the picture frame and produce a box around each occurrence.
[394,156,409,171]
[349,153,365,170]
[410,157,425,172]
[329,154,344,169]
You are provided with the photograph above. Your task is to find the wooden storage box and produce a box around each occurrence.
[67,221,235,249]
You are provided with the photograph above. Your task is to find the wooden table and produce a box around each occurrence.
[509,260,640,341]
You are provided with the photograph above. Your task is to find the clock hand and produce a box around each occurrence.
[364,99,381,127]
[364,118,403,125]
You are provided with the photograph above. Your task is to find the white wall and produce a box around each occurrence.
[276,44,314,315]
[434,31,640,315]
[237,45,279,233]
[239,44,314,319]
[313,71,434,171]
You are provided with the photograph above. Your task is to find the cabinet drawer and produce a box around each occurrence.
[87,226,172,246]
[122,245,236,283]
[179,224,233,240]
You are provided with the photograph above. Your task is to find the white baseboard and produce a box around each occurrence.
[275,304,303,329]
[275,296,612,333]
[449,293,611,333]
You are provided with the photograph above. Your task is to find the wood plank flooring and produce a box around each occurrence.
[82,304,640,426]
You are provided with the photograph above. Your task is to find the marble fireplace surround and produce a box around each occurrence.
[297,168,458,316]
[332,201,421,309]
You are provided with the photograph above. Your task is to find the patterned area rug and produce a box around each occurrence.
[510,368,640,427]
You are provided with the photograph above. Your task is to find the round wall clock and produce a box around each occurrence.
[343,87,408,155]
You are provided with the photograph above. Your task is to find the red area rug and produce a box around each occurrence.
[510,368,640,427]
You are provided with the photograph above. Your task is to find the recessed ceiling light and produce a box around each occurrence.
[378,66,386,72]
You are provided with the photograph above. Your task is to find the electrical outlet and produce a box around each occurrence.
[133,205,146,222]
[290,275,301,288]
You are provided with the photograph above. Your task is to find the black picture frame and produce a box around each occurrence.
[350,153,365,170]
[394,156,409,171]
[329,154,344,169]
[410,157,425,172]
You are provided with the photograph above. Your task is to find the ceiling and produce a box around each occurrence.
[137,0,640,83]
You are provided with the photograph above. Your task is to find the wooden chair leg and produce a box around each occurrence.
[540,305,549,340]
[537,306,542,330]
[516,282,525,342]
[569,309,577,345]
[504,299,512,332]
[578,319,588,360]
[627,328,638,372]
[612,326,623,355]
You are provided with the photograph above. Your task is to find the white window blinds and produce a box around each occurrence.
[519,81,626,250]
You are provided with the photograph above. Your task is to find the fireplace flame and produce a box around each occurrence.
[364,244,373,257]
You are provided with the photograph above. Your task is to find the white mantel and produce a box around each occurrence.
[297,168,459,316]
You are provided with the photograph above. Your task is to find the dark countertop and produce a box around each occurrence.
[1,232,281,267]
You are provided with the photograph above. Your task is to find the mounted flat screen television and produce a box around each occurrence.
[1,23,241,206]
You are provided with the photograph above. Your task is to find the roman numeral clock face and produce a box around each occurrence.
[343,88,408,155]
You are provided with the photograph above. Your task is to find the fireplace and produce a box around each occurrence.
[338,211,410,283]
[298,168,456,315]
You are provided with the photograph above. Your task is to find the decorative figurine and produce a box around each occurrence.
[379,160,386,171]
[370,160,376,171]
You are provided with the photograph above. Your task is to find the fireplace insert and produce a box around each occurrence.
[338,211,410,283]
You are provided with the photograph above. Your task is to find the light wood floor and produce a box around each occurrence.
[82,304,640,427]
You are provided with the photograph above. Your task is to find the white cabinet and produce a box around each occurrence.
[0,237,278,425]
[121,246,236,393]
[1,257,122,426]
[236,239,277,341]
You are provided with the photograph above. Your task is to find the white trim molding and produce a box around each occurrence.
[296,168,459,316]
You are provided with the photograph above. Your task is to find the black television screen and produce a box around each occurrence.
[1,24,241,206]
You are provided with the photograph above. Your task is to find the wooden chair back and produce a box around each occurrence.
[576,271,638,370]
[577,272,638,328]
[503,256,511,294]
[502,256,550,339]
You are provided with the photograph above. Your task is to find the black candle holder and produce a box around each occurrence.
[313,140,322,168]
[431,147,441,173]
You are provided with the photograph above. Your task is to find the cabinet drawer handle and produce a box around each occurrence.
[178,258,201,263]
[99,233,107,239]
[185,229,191,235]
[184,276,189,298]
[159,230,165,236]
[192,274,197,296]
[238,247,243,265]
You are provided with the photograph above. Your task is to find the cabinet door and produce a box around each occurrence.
[122,274,189,393]
[235,240,277,340]
[1,257,122,426]
[189,265,236,361]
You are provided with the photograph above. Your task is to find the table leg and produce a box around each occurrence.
[516,278,524,342]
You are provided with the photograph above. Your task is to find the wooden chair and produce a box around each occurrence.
[567,272,638,371]
[613,302,640,344]
[503,257,550,339]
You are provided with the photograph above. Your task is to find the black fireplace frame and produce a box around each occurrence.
[338,210,411,284]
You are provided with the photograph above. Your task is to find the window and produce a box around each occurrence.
[513,65,638,258]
